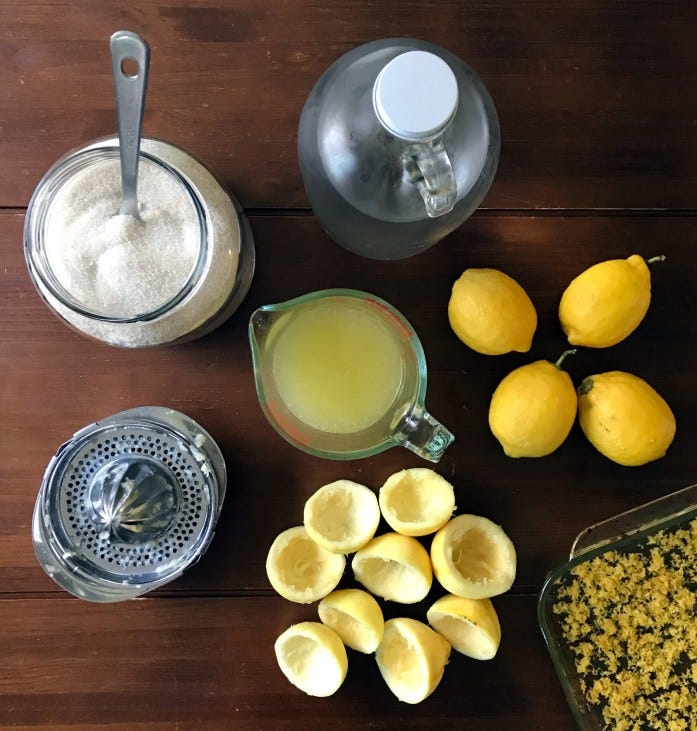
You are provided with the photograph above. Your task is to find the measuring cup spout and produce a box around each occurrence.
[393,404,454,463]
[249,306,280,348]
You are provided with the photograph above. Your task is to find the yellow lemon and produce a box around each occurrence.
[375,617,451,704]
[352,532,432,604]
[430,514,516,599]
[266,526,345,604]
[303,480,380,554]
[379,468,456,537]
[318,588,384,654]
[578,371,676,466]
[448,268,537,355]
[427,594,501,660]
[274,622,348,697]
[488,351,577,457]
[559,254,664,348]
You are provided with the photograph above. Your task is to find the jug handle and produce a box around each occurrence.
[403,137,457,218]
[393,404,455,463]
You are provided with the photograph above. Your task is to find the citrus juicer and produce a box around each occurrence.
[32,407,226,602]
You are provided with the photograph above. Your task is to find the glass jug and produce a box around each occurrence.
[297,38,500,260]
[248,289,454,462]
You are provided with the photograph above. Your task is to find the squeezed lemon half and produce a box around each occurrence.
[427,594,501,660]
[270,477,516,702]
[352,532,432,604]
[266,526,345,603]
[318,588,384,654]
[376,617,451,704]
[304,479,380,554]
[430,514,516,599]
[274,622,348,697]
[379,468,456,536]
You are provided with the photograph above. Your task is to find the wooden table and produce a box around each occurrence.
[2,2,696,728]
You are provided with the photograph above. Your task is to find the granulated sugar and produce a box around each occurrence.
[46,156,199,317]
[36,138,244,347]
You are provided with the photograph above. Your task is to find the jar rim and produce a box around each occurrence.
[24,145,209,323]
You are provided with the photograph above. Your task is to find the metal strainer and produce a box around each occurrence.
[32,406,226,602]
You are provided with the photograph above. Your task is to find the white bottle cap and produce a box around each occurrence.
[373,50,459,141]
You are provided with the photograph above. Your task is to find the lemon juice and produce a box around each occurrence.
[271,297,405,434]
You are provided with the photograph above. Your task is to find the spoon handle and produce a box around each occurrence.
[110,31,150,218]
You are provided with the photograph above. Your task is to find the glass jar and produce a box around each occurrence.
[24,137,255,347]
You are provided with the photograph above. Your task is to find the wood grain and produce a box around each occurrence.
[2,212,695,597]
[2,4,697,727]
[0,594,573,729]
[1,1,696,209]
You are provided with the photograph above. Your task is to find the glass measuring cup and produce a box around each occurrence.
[248,289,454,461]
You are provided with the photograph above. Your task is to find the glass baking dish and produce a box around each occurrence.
[538,483,697,730]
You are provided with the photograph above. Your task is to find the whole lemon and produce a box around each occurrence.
[577,371,676,466]
[559,255,663,348]
[488,351,577,457]
[448,268,537,355]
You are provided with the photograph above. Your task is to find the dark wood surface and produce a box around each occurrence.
[2,1,697,210]
[2,2,697,729]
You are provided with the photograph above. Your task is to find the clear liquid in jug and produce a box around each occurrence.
[297,38,500,260]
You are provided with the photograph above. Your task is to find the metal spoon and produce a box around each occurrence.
[110,31,150,219]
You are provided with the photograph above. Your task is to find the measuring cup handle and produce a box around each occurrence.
[393,405,454,463]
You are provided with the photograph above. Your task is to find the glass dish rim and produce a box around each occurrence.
[537,483,697,730]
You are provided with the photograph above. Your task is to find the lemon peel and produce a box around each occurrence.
[266,526,345,603]
[304,479,380,554]
[379,468,456,536]
[352,532,432,604]
[427,594,501,660]
[430,514,516,599]
[376,618,451,704]
[275,622,348,697]
[318,588,384,653]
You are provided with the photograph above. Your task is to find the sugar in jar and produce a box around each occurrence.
[24,137,254,347]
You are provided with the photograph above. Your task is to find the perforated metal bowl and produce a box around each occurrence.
[32,407,226,602]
